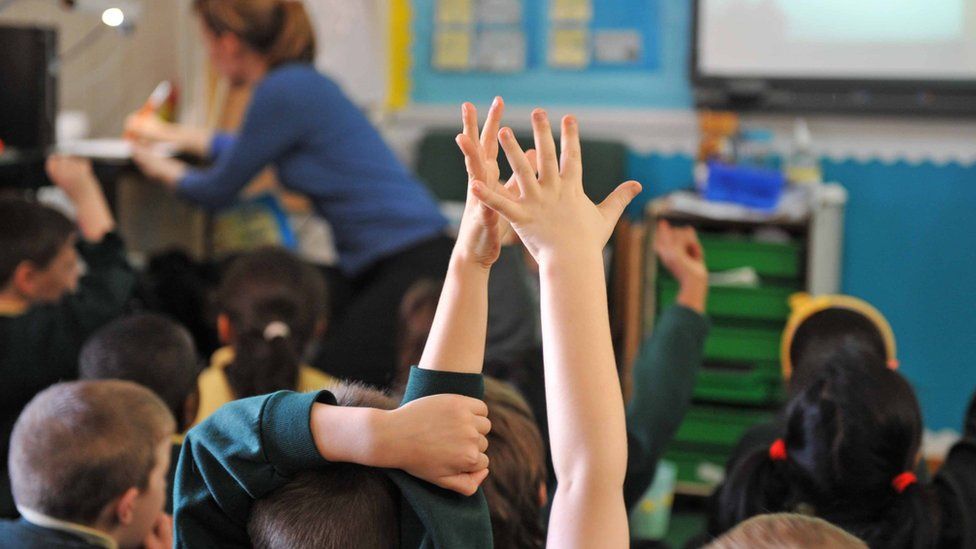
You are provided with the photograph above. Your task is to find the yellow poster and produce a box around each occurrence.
[433,29,473,71]
[436,0,474,25]
[548,27,590,69]
[550,0,593,22]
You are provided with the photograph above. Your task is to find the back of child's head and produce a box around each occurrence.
[247,383,398,548]
[712,345,933,547]
[706,513,868,549]
[784,295,895,394]
[482,377,547,549]
[218,247,327,398]
[0,198,76,290]
[8,380,175,524]
[79,313,200,431]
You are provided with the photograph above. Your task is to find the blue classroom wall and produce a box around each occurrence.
[411,0,693,107]
[627,152,976,430]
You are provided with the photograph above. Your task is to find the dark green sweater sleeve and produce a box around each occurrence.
[173,390,336,548]
[61,232,136,336]
[388,367,493,549]
[624,305,710,510]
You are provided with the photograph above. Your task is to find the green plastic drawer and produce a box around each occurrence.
[673,406,775,448]
[699,236,802,279]
[705,326,782,362]
[659,280,797,321]
[694,365,784,405]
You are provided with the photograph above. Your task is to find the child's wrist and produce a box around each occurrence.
[311,404,386,466]
[676,282,707,314]
[449,253,493,276]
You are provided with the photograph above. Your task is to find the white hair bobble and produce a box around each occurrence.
[263,321,291,342]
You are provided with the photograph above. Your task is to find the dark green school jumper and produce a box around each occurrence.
[173,367,492,548]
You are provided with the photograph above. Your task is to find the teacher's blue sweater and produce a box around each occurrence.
[179,63,447,276]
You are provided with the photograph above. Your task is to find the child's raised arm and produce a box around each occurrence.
[473,110,641,548]
[45,156,115,242]
[418,97,534,375]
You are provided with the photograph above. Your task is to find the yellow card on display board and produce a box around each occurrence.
[434,29,473,70]
[437,0,474,25]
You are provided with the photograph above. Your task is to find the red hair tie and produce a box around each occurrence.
[892,472,917,493]
[769,439,788,461]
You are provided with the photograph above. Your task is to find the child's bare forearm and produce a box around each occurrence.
[70,178,116,242]
[417,251,491,375]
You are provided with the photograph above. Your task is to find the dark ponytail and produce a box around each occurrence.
[710,345,938,548]
[218,247,327,399]
[194,0,316,67]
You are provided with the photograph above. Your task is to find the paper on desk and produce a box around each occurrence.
[55,139,176,162]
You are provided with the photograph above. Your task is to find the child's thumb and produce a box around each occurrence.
[438,469,490,496]
[598,181,643,224]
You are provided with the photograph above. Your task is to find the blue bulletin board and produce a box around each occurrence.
[412,0,693,107]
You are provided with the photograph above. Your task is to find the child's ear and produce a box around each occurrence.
[217,313,234,345]
[538,483,548,508]
[10,262,39,298]
[114,487,140,526]
[218,32,245,57]
[314,317,327,339]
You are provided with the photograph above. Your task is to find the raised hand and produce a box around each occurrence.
[454,97,535,269]
[471,109,641,265]
[45,155,97,198]
[654,220,708,313]
[45,155,115,242]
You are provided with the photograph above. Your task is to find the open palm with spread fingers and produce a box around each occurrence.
[471,109,642,264]
[454,97,536,269]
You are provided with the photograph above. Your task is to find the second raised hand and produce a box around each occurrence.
[471,109,642,264]
[454,98,536,268]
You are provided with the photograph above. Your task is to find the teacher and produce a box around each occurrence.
[128,0,452,389]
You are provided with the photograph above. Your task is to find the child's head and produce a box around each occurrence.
[9,380,175,548]
[713,345,930,547]
[0,198,79,304]
[247,383,399,548]
[396,278,443,386]
[706,514,868,549]
[217,247,327,399]
[79,313,201,432]
[782,294,897,392]
[481,377,548,549]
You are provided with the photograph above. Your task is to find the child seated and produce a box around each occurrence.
[0,380,174,548]
[78,313,201,513]
[0,156,135,518]
[706,514,867,549]
[194,247,335,424]
[705,345,976,547]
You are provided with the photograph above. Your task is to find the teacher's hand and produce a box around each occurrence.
[133,145,188,190]
[126,113,213,158]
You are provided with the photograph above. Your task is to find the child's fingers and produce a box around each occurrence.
[472,179,525,223]
[456,133,485,182]
[481,96,504,159]
[502,148,538,197]
[475,415,492,435]
[531,109,559,183]
[560,115,583,183]
[439,468,491,496]
[598,180,643,227]
[653,220,673,254]
[478,434,489,453]
[499,127,540,199]
[461,102,480,151]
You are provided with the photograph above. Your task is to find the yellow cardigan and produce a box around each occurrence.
[192,346,336,427]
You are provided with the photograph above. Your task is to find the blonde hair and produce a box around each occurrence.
[194,0,316,67]
[706,514,868,549]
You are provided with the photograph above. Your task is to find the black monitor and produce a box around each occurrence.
[0,25,58,151]
[691,0,976,116]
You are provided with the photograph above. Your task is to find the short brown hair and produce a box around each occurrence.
[9,380,175,524]
[247,383,399,549]
[194,0,316,67]
[482,377,547,549]
[706,514,868,549]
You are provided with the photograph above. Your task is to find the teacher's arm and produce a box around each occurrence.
[134,82,310,210]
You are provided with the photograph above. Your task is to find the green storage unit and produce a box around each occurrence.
[659,280,798,321]
[704,326,782,363]
[674,406,776,448]
[666,447,728,491]
[694,365,784,405]
[699,236,803,279]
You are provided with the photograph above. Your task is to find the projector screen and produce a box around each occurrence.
[697,0,976,81]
